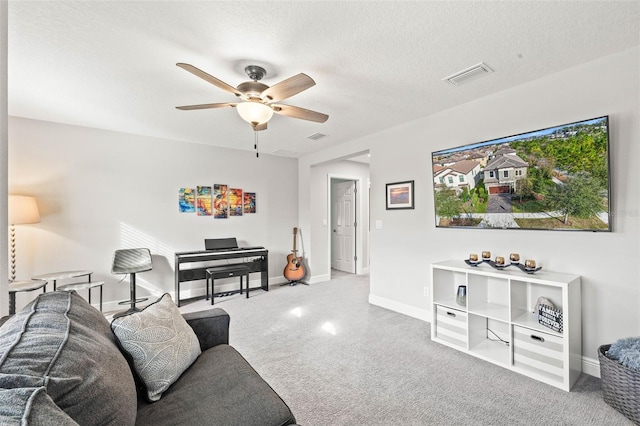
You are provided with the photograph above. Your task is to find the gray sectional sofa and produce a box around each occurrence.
[0,290,298,425]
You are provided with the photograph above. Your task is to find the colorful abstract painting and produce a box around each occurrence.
[229,188,243,216]
[213,184,228,219]
[196,186,211,216]
[179,188,195,213]
[244,192,256,213]
[196,186,212,216]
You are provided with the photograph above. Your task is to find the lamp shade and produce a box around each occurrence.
[236,101,274,125]
[8,195,41,225]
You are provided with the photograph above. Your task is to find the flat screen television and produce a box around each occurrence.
[431,116,611,231]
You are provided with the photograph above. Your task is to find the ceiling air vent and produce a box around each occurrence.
[307,132,327,140]
[443,62,493,86]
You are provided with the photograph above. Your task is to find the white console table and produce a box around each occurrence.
[430,260,581,391]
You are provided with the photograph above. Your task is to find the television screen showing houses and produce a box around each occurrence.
[431,116,610,231]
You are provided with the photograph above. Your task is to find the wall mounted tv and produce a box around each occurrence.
[431,116,611,231]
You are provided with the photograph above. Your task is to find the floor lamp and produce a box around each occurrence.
[8,195,41,282]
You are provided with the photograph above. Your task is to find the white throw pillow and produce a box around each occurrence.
[111,293,201,401]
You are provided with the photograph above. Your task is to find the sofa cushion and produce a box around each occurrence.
[0,387,79,425]
[111,293,201,402]
[0,291,137,425]
[136,344,297,426]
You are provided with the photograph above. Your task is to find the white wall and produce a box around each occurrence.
[308,160,370,282]
[1,1,8,316]
[300,47,640,367]
[7,118,299,312]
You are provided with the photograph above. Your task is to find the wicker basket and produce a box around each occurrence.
[598,344,640,424]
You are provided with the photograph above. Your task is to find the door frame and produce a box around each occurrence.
[327,174,363,276]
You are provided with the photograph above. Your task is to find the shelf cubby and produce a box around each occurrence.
[432,267,467,308]
[468,314,510,366]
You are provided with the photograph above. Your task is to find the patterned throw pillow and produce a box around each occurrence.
[110,293,201,402]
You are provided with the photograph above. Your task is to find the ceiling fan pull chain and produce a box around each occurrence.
[254,131,259,158]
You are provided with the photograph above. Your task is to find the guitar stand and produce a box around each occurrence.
[281,280,309,286]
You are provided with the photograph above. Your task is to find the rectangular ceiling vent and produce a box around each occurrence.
[443,62,493,86]
[307,132,327,140]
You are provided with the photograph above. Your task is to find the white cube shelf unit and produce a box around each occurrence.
[431,260,581,391]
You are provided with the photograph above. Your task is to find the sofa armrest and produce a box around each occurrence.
[0,316,10,328]
[182,307,230,351]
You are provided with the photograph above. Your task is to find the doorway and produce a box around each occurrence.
[330,178,357,275]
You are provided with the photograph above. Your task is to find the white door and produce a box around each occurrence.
[331,180,356,273]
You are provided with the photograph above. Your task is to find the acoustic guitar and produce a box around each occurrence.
[283,227,305,282]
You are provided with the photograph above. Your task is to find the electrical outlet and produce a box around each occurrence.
[424,287,430,297]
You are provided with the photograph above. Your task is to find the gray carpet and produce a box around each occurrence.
[179,273,633,425]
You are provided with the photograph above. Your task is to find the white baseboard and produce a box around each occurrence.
[582,355,600,378]
[368,294,431,322]
[307,270,371,285]
[366,294,601,379]
[308,274,330,284]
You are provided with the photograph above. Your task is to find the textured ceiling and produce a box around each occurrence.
[8,1,640,158]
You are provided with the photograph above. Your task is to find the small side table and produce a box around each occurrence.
[57,281,106,312]
[32,270,93,291]
[8,280,48,315]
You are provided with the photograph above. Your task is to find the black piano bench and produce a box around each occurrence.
[206,265,251,305]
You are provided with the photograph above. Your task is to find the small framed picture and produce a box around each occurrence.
[386,180,414,210]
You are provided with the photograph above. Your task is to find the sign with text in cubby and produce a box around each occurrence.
[538,304,563,333]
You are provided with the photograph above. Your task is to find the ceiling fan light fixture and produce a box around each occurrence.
[236,101,274,125]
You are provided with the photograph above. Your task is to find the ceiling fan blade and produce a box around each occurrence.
[176,63,243,97]
[272,104,329,123]
[175,102,237,111]
[261,73,316,103]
